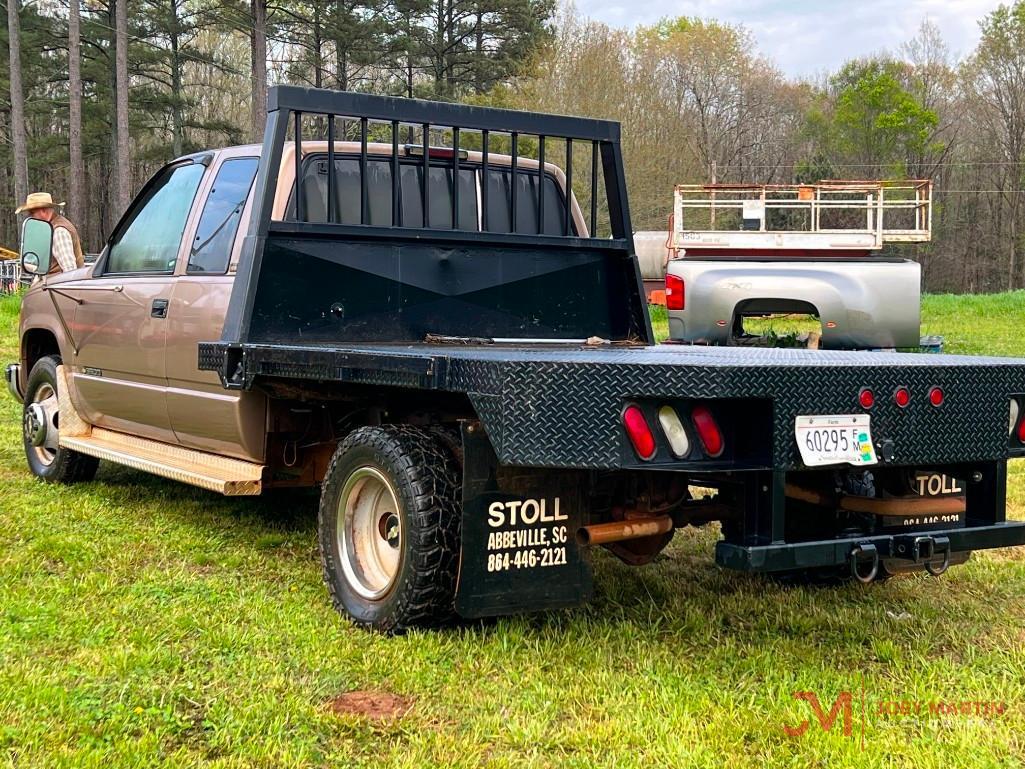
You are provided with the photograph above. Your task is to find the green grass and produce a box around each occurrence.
[3,290,1025,767]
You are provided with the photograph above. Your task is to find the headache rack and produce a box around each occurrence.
[208,86,652,387]
[671,179,932,256]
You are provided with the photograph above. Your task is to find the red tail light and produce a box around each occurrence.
[1018,411,1025,444]
[623,405,656,460]
[858,388,875,409]
[691,405,724,457]
[665,274,685,310]
[894,387,911,408]
[928,387,944,407]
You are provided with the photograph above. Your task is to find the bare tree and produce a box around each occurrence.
[115,0,133,213]
[7,0,28,216]
[251,0,268,141]
[69,0,84,221]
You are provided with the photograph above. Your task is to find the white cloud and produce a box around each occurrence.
[572,0,1003,76]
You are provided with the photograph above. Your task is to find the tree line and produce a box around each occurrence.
[4,0,1025,292]
[0,0,553,247]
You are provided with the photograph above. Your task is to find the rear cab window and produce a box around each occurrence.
[287,153,575,235]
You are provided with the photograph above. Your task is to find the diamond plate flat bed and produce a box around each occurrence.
[200,340,1025,470]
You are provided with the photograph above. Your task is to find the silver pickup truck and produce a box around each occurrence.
[646,181,932,349]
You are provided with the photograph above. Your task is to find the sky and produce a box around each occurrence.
[572,0,1004,77]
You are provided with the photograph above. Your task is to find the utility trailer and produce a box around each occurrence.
[10,87,1025,632]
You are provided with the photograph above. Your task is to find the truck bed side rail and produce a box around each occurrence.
[216,86,653,356]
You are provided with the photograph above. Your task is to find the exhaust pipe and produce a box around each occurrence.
[577,515,673,546]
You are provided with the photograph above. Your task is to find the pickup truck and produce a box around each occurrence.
[661,182,930,348]
[7,87,1025,632]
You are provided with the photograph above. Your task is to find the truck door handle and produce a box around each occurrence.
[151,299,169,319]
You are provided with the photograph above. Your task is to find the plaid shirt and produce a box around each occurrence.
[52,226,78,272]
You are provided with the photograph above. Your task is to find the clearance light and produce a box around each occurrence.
[859,388,875,409]
[623,405,656,460]
[665,274,685,311]
[894,387,911,408]
[691,405,724,457]
[657,406,691,458]
[928,387,944,407]
[1011,399,1020,436]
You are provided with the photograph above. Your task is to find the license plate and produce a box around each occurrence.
[795,414,877,467]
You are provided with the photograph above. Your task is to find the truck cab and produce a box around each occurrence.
[10,138,583,469]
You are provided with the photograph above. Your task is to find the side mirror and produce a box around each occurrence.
[20,218,53,275]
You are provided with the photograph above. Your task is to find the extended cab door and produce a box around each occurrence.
[165,155,267,462]
[69,159,207,443]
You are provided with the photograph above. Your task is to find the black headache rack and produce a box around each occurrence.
[204,85,652,388]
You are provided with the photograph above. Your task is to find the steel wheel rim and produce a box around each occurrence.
[337,466,403,600]
[25,382,59,467]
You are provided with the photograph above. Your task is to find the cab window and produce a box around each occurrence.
[288,154,573,234]
[188,157,259,273]
[106,162,205,274]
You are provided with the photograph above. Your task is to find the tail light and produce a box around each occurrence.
[657,406,691,458]
[858,388,875,409]
[894,387,911,408]
[1018,409,1025,444]
[691,405,724,457]
[928,387,944,407]
[665,274,685,310]
[623,405,656,460]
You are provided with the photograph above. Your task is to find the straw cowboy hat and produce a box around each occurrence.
[15,192,64,214]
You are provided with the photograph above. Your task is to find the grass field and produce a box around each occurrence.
[2,291,1025,767]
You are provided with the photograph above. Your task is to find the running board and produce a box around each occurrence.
[60,427,264,496]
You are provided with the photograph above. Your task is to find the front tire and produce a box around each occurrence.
[318,425,461,633]
[23,355,98,484]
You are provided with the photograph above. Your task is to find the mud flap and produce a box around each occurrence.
[455,423,592,618]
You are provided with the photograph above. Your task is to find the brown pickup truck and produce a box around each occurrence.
[8,87,1025,632]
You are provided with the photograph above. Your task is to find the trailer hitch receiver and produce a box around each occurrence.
[894,534,950,576]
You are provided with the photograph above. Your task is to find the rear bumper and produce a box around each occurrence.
[5,363,23,403]
[716,521,1025,573]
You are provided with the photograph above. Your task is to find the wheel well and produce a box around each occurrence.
[22,328,60,374]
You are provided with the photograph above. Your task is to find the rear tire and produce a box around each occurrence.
[23,355,98,484]
[318,425,461,633]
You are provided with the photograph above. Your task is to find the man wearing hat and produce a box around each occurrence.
[15,192,84,274]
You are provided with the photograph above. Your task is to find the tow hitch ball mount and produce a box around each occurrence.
[849,535,951,582]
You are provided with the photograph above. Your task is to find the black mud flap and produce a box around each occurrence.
[455,423,592,618]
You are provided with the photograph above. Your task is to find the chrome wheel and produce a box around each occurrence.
[337,466,403,600]
[24,382,58,467]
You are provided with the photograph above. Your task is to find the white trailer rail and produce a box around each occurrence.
[671,180,932,253]
[1,259,21,294]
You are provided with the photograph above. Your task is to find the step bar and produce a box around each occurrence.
[56,366,264,495]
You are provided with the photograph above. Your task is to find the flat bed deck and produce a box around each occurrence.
[201,340,1025,470]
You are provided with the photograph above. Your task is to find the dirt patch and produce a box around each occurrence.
[326,690,413,721]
